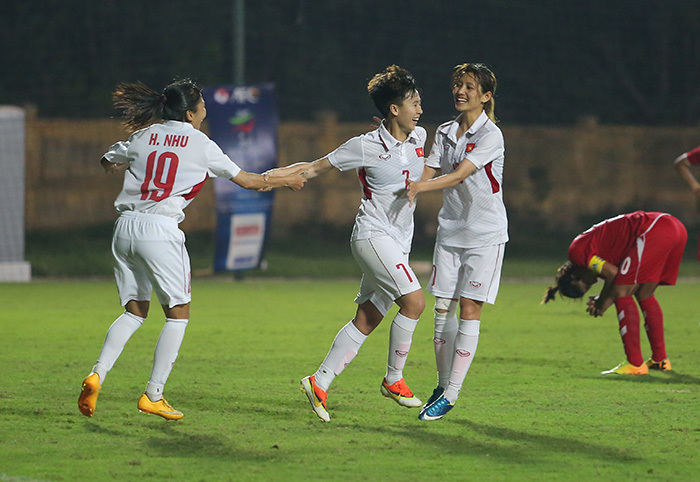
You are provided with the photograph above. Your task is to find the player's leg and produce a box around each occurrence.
[421,243,504,421]
[350,236,424,406]
[601,294,648,375]
[380,288,424,407]
[136,218,190,420]
[300,300,374,422]
[637,286,671,371]
[78,217,151,417]
[426,244,461,404]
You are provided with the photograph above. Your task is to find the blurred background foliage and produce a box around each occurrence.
[2,0,700,125]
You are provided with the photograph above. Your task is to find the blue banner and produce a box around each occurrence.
[202,83,278,272]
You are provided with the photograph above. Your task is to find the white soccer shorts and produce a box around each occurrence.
[112,211,192,308]
[427,242,505,305]
[350,236,422,316]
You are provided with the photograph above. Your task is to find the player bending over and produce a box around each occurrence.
[543,211,686,375]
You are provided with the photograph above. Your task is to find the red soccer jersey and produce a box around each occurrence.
[568,212,660,267]
[568,211,686,286]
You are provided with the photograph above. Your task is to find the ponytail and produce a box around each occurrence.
[112,82,164,131]
[541,261,587,304]
[112,78,203,132]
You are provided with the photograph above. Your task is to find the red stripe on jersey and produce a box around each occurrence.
[358,168,372,199]
[484,162,500,194]
[184,174,209,200]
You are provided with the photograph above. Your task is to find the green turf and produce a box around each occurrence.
[1,279,699,480]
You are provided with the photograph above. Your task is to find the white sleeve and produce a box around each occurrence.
[425,131,443,169]
[103,141,131,164]
[464,131,504,170]
[327,136,364,172]
[203,139,242,179]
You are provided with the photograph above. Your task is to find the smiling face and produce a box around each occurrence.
[391,90,423,136]
[186,97,207,130]
[452,72,492,115]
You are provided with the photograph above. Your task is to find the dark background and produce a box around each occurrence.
[3,0,700,125]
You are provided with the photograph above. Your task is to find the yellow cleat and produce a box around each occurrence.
[78,373,101,417]
[646,358,672,372]
[137,393,183,420]
[300,375,330,422]
[601,361,649,375]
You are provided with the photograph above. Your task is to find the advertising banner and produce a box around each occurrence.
[202,83,278,272]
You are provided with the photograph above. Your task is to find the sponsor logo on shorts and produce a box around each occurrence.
[395,350,408,358]
[469,280,482,288]
[456,349,471,358]
[433,337,446,345]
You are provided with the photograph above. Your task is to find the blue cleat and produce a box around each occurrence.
[419,394,454,421]
[422,385,445,410]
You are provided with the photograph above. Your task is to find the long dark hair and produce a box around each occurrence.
[112,78,203,131]
[542,261,588,304]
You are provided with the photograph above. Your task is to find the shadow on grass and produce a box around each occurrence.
[140,423,273,461]
[596,371,700,385]
[352,418,642,465]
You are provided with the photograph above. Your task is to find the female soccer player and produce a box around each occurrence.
[543,211,687,375]
[77,79,305,420]
[269,65,426,422]
[406,63,508,421]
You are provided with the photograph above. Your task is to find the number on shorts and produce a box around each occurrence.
[395,263,414,282]
[141,150,179,201]
[620,256,631,275]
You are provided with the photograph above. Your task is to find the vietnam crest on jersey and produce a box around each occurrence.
[465,143,476,153]
[415,147,424,157]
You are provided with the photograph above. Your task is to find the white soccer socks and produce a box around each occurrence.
[385,312,419,385]
[433,301,459,389]
[92,311,145,383]
[314,320,367,391]
[444,319,480,403]
[146,318,188,401]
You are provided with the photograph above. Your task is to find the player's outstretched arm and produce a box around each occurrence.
[407,159,477,205]
[264,157,334,182]
[231,169,306,192]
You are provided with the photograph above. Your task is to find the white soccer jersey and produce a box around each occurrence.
[328,123,427,253]
[104,120,242,223]
[426,111,508,248]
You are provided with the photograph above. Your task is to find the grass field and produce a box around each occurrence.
[2,277,699,481]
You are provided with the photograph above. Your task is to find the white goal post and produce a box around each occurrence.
[0,106,31,282]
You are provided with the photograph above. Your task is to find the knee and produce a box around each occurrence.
[399,290,425,319]
[459,298,483,320]
[434,298,458,320]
